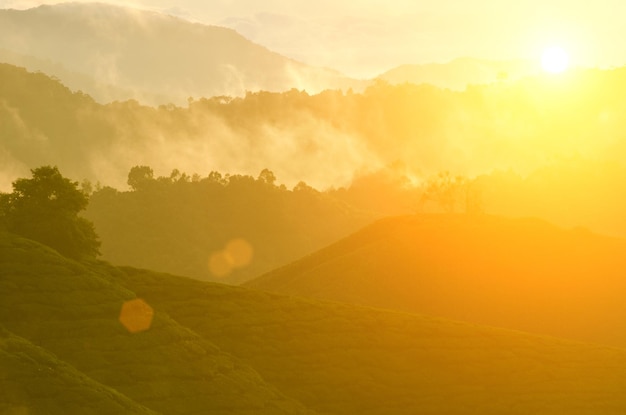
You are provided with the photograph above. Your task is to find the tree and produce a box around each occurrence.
[0,166,100,259]
[127,165,154,191]
[257,168,277,186]
[419,171,482,214]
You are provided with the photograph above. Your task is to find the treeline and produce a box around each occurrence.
[84,166,373,283]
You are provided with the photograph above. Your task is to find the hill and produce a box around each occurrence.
[378,57,537,89]
[0,3,360,105]
[0,46,151,104]
[0,231,313,414]
[0,326,157,414]
[84,168,372,284]
[246,214,626,348]
[120,265,626,415]
[4,228,626,413]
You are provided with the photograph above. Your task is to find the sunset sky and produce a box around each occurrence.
[1,1,625,77]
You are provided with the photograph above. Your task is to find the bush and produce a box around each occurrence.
[0,166,100,259]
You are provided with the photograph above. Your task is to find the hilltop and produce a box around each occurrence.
[246,214,626,347]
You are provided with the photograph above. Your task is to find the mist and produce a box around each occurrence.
[0,3,363,107]
[3,65,626,196]
[7,2,626,415]
[7,0,626,77]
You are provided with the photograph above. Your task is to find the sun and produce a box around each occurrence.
[541,46,570,74]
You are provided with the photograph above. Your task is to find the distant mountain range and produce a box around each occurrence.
[0,3,546,105]
[0,3,363,105]
[378,57,539,89]
[246,214,626,348]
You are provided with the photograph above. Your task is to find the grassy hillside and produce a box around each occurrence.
[6,225,626,414]
[121,266,626,415]
[0,231,313,415]
[246,214,626,347]
[0,325,157,415]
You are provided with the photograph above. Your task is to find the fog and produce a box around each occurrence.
[5,0,626,77]
[3,67,626,196]
[0,3,361,107]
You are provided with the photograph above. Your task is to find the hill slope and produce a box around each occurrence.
[121,266,626,415]
[84,171,372,284]
[0,231,313,415]
[6,226,626,414]
[0,3,358,105]
[245,214,626,347]
[0,326,157,415]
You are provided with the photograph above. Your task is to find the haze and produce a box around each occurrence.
[5,1,626,413]
[3,0,626,77]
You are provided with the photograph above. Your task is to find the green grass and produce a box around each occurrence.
[0,231,314,415]
[5,228,626,414]
[120,266,626,415]
[0,325,157,415]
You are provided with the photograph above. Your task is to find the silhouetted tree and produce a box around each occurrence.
[0,166,100,259]
[420,172,467,213]
[420,172,483,214]
[258,168,277,186]
[127,165,154,191]
[293,181,316,193]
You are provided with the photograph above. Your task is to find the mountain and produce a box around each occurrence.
[245,214,626,348]
[0,46,160,104]
[0,3,362,105]
[378,57,538,89]
[0,62,368,190]
[378,57,539,88]
[5,228,626,413]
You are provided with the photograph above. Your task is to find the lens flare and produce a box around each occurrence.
[209,251,234,278]
[119,298,154,333]
[226,238,254,268]
[208,238,254,278]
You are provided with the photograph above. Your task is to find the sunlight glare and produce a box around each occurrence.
[541,46,570,74]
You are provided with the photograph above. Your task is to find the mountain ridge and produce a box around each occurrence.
[378,57,539,89]
[0,3,362,105]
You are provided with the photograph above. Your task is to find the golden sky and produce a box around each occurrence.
[2,1,625,77]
